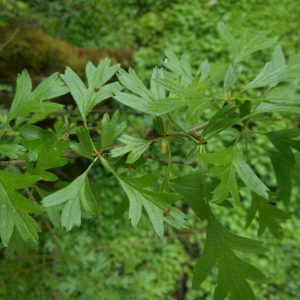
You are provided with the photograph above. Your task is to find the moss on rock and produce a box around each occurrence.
[0,24,134,84]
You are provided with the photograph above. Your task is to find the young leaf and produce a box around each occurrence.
[114,67,166,114]
[210,165,240,206]
[148,98,192,115]
[0,144,25,159]
[9,71,68,121]
[247,45,288,89]
[110,134,152,164]
[61,59,121,120]
[163,50,193,83]
[19,125,69,170]
[42,167,96,231]
[196,59,210,82]
[203,104,240,139]
[155,77,208,99]
[149,77,210,115]
[233,152,269,199]
[113,92,151,113]
[0,183,15,246]
[150,67,166,99]
[0,170,44,190]
[200,147,235,165]
[70,127,96,159]
[223,64,242,93]
[118,68,152,100]
[100,111,126,148]
[218,22,278,64]
[200,149,240,206]
[0,181,41,246]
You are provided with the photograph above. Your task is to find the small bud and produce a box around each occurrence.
[163,208,171,217]
[161,139,167,154]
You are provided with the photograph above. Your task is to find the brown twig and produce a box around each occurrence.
[167,122,208,137]
[0,121,207,169]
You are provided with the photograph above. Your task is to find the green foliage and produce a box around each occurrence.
[61,59,121,122]
[42,164,97,231]
[8,71,68,122]
[0,171,42,246]
[1,23,300,299]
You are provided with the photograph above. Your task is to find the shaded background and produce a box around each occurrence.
[1,1,300,299]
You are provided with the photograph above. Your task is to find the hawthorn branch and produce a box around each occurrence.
[167,122,208,138]
[0,121,207,169]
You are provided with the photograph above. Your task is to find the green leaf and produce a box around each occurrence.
[117,68,152,100]
[110,134,152,164]
[210,165,240,206]
[121,173,161,188]
[100,111,126,148]
[196,59,210,82]
[153,116,166,135]
[193,213,266,299]
[233,153,269,199]
[247,45,288,89]
[218,22,278,64]
[148,77,210,115]
[70,127,96,159]
[0,182,40,246]
[163,50,193,83]
[254,84,300,114]
[266,130,300,203]
[42,167,96,231]
[223,64,242,93]
[8,70,32,121]
[21,128,69,170]
[61,59,121,120]
[31,73,69,101]
[148,98,191,115]
[119,178,186,237]
[200,148,240,206]
[115,66,210,115]
[86,59,119,88]
[100,157,186,237]
[203,104,240,138]
[114,92,151,113]
[0,170,43,190]
[171,171,211,219]
[246,193,287,238]
[150,67,166,99]
[0,144,25,159]
[156,77,208,99]
[9,71,68,121]
[270,151,293,204]
[0,183,14,246]
[201,147,235,165]
[218,22,237,53]
[114,68,167,114]
[254,102,300,114]
[267,128,300,161]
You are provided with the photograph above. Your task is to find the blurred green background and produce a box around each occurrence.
[1,1,300,299]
